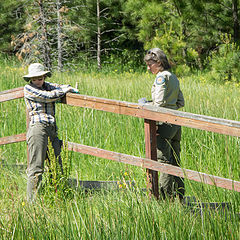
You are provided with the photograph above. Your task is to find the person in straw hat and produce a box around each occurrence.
[139,48,185,201]
[23,63,79,202]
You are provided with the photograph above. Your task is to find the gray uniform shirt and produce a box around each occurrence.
[151,71,184,110]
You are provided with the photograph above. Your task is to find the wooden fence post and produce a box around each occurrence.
[144,119,159,199]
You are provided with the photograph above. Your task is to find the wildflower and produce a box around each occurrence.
[22,201,25,207]
[124,172,128,176]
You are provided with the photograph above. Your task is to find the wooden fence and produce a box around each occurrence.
[1,87,240,199]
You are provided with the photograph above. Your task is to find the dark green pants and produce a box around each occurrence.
[26,123,62,202]
[157,123,184,200]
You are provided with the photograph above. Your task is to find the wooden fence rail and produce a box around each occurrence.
[63,93,240,137]
[0,87,24,102]
[1,88,240,198]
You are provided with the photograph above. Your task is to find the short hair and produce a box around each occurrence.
[144,48,171,70]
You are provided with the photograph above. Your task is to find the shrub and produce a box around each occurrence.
[207,34,240,83]
[41,138,74,202]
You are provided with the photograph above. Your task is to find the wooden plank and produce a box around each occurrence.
[67,141,240,192]
[1,88,240,137]
[1,133,240,193]
[0,87,24,103]
[0,133,26,145]
[63,93,240,137]
[144,119,159,199]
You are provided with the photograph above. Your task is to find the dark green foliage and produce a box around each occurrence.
[1,0,240,80]
[0,0,26,53]
[207,34,240,83]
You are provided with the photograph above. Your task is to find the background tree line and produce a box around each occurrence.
[1,0,240,82]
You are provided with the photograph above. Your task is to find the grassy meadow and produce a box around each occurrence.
[0,59,240,239]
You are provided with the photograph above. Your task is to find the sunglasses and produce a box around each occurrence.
[147,50,157,57]
[31,76,45,81]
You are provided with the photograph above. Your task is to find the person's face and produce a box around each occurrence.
[30,75,45,88]
[146,60,161,75]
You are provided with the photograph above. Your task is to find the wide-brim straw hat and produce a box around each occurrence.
[23,63,51,81]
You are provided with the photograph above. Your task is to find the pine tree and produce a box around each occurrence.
[0,0,26,53]
[73,0,125,69]
[11,0,83,71]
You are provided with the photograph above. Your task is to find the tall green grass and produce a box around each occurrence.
[0,174,239,239]
[1,61,240,239]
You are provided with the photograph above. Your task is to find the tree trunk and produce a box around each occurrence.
[97,0,101,70]
[38,0,52,71]
[232,0,240,43]
[57,0,63,72]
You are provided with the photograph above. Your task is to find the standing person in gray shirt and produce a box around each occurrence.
[23,63,79,202]
[140,48,185,200]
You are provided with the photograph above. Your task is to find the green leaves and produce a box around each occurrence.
[1,0,240,73]
[208,34,240,83]
[42,138,74,201]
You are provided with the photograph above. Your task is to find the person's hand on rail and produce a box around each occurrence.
[138,97,148,105]
[62,86,79,94]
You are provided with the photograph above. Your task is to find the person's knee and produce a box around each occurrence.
[157,139,171,162]
[157,151,169,163]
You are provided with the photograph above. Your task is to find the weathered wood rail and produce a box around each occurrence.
[0,87,24,102]
[1,88,240,198]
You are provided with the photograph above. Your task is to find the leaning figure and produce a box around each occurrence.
[23,63,79,202]
[140,48,185,200]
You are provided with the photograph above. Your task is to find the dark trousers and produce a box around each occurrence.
[156,123,184,199]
